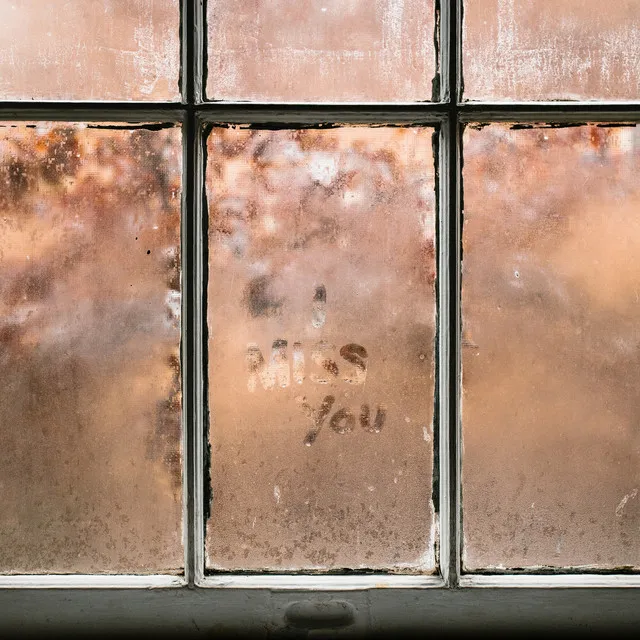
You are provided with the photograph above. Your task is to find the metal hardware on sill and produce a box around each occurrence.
[285,600,356,630]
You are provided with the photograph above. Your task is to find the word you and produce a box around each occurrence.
[298,394,386,446]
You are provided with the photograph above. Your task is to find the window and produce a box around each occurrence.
[0,1,638,635]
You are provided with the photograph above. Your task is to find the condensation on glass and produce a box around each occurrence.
[206,0,437,103]
[0,123,183,573]
[206,127,437,571]
[463,0,640,102]
[0,0,180,101]
[462,123,640,570]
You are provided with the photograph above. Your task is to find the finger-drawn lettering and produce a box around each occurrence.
[330,408,356,435]
[312,284,326,328]
[359,404,386,433]
[302,395,336,446]
[339,343,368,384]
[310,340,339,384]
[246,339,290,391]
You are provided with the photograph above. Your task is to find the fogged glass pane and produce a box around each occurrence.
[207,0,436,102]
[0,123,182,573]
[462,124,640,570]
[463,0,640,101]
[0,0,180,101]
[207,127,436,570]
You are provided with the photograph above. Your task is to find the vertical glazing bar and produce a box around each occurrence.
[436,0,451,587]
[448,0,462,586]
[192,120,206,585]
[182,1,204,104]
[436,0,452,588]
[181,0,199,586]
[193,0,207,585]
[437,121,451,586]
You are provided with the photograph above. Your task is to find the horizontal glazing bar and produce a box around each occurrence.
[196,105,448,124]
[459,103,640,122]
[0,106,185,121]
[1,104,640,124]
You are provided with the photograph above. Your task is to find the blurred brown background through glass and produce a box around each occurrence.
[206,127,437,571]
[463,124,640,570]
[0,123,183,573]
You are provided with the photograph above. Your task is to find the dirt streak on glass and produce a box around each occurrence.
[206,126,437,571]
[0,123,183,573]
[462,124,640,570]
[207,0,436,102]
[0,0,180,101]
[463,0,640,102]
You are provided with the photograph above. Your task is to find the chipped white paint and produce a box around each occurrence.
[462,574,640,588]
[308,153,339,186]
[609,127,636,154]
[200,574,444,590]
[0,574,185,589]
[164,290,181,329]
[273,485,281,505]
[615,488,638,517]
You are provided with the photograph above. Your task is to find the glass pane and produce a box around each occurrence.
[462,123,640,570]
[206,0,437,102]
[0,0,180,101]
[463,0,640,102]
[206,127,437,571]
[0,123,182,573]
